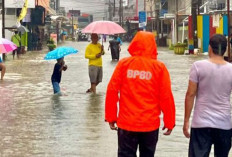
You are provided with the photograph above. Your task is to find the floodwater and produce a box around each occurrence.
[0,40,230,157]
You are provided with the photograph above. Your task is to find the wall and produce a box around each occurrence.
[168,0,191,15]
[195,14,228,53]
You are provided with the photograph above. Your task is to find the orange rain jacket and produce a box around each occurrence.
[105,31,175,132]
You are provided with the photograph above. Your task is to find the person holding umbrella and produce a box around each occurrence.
[85,33,105,94]
[11,31,21,59]
[0,38,17,80]
[44,46,78,95]
[51,57,67,95]
[82,21,125,94]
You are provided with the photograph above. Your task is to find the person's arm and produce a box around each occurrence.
[105,60,123,130]
[85,46,97,59]
[183,80,197,138]
[118,42,121,52]
[101,45,105,55]
[159,65,175,135]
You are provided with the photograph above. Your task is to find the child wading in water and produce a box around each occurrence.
[51,57,67,94]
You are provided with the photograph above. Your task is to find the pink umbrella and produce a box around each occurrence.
[82,21,126,35]
[0,38,17,53]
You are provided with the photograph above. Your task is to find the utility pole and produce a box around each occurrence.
[197,0,200,15]
[56,0,60,12]
[136,0,138,17]
[119,0,122,26]
[71,9,74,41]
[156,1,160,45]
[176,0,178,43]
[113,0,115,17]
[144,0,146,11]
[192,0,198,49]
[227,0,230,60]
[1,0,5,61]
[108,0,112,21]
[122,1,124,26]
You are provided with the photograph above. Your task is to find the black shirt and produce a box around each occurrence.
[109,39,120,53]
[51,63,62,83]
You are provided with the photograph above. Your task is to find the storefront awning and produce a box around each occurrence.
[50,16,68,21]
[38,0,56,15]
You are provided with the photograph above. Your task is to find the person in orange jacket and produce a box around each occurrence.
[105,31,176,157]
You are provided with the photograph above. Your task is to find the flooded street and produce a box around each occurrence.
[0,40,230,157]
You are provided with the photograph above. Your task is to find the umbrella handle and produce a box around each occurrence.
[102,34,103,45]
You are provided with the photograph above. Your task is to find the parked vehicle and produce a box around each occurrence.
[77,30,89,41]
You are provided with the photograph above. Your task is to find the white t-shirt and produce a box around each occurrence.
[189,60,232,130]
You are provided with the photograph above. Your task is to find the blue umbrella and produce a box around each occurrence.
[44,46,78,60]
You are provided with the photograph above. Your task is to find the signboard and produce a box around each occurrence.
[45,15,52,25]
[6,0,35,8]
[164,13,175,19]
[139,11,147,28]
[139,11,147,23]
[69,10,81,17]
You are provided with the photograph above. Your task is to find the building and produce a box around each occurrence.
[0,0,57,52]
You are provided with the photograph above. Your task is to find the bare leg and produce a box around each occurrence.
[0,64,6,80]
[91,83,96,94]
[13,50,15,59]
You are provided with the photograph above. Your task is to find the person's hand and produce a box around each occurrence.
[109,122,118,131]
[60,60,65,66]
[162,126,172,135]
[101,45,105,55]
[63,65,68,71]
[183,121,190,138]
[96,53,102,58]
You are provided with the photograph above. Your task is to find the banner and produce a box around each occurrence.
[18,0,28,22]
[212,14,220,28]
[5,0,35,8]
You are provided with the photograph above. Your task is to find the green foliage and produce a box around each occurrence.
[173,42,187,55]
[47,38,56,51]
[174,42,187,47]
[47,43,56,51]
[47,38,55,44]
[169,44,174,50]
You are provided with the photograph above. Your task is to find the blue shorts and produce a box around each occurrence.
[52,82,61,94]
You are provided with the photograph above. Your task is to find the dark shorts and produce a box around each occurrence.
[189,128,232,157]
[88,65,103,83]
[13,47,21,55]
[118,128,159,157]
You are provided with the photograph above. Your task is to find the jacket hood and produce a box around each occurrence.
[128,31,157,59]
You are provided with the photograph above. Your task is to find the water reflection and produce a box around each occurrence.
[51,95,63,109]
[85,93,103,134]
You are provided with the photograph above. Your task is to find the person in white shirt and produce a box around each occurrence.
[183,34,232,157]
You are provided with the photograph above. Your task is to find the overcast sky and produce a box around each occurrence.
[60,0,144,20]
